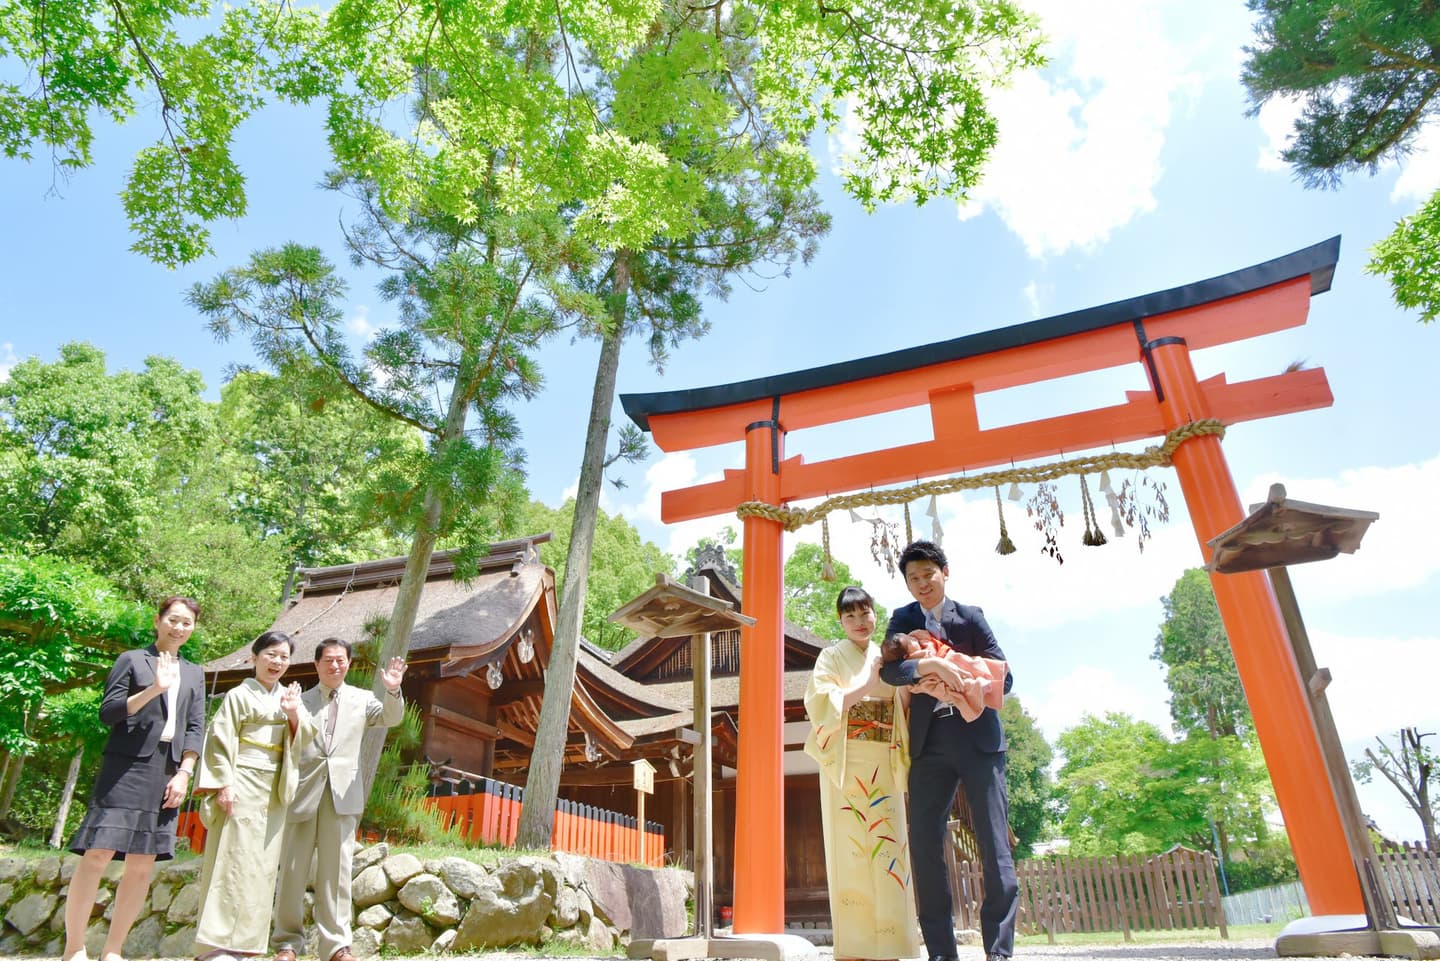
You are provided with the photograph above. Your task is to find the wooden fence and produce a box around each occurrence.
[949,844,1226,940]
[177,777,665,868]
[1372,842,1440,925]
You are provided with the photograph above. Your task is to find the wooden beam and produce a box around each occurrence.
[487,679,546,705]
[495,718,535,747]
[429,705,501,740]
[658,367,1331,522]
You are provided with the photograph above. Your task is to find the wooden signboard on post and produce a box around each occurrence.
[633,758,655,864]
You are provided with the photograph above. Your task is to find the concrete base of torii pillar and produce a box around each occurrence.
[1275,915,1440,959]
[629,933,821,961]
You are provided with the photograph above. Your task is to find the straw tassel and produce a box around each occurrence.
[821,516,836,581]
[903,502,913,545]
[994,487,1016,555]
[1079,474,1106,546]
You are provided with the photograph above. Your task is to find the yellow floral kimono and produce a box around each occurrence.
[194,677,309,956]
[804,639,920,960]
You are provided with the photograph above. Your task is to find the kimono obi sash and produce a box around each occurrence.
[846,698,895,742]
[236,716,287,770]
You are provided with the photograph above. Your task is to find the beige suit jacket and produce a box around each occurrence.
[288,682,404,820]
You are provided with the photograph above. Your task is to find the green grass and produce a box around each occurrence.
[1016,922,1285,946]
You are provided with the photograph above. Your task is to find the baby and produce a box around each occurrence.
[881,631,1008,721]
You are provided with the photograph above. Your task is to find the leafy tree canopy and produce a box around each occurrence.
[1241,0,1440,322]
[2,0,1045,266]
[1001,695,1055,858]
[783,542,888,639]
[1153,568,1252,739]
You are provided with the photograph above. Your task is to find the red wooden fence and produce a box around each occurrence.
[176,777,665,868]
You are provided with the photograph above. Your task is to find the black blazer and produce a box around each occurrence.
[99,645,205,764]
[879,598,1013,757]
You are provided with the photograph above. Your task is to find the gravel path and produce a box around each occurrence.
[0,938,1395,961]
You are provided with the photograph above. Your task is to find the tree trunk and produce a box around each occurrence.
[356,353,478,793]
[515,253,631,849]
[0,753,25,821]
[50,745,85,848]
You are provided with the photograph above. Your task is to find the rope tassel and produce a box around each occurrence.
[821,516,836,581]
[994,487,1016,555]
[1079,474,1106,546]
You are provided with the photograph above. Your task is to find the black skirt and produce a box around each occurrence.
[68,747,180,860]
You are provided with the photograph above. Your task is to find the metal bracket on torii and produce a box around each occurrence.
[621,236,1366,934]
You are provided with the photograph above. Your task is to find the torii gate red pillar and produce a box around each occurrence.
[735,418,787,932]
[1147,337,1362,914]
[621,238,1364,928]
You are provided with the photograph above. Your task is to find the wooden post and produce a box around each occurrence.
[689,574,715,938]
[633,759,655,866]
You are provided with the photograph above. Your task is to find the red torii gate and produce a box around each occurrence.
[621,237,1362,932]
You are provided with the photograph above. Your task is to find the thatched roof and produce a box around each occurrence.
[204,538,551,684]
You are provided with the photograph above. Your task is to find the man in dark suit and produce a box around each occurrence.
[879,540,1017,961]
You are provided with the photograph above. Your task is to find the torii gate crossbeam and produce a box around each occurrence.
[622,237,1362,933]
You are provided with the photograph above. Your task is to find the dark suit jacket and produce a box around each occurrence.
[879,598,1013,757]
[99,645,205,764]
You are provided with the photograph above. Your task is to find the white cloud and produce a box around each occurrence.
[347,305,376,339]
[612,451,738,561]
[1030,664,1175,746]
[1391,124,1440,204]
[1021,281,1043,317]
[0,342,14,382]
[1255,95,1303,172]
[950,0,1212,257]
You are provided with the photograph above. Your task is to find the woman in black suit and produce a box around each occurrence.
[61,596,206,961]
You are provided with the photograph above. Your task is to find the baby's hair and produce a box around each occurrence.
[880,634,910,662]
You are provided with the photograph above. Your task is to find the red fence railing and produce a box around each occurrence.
[177,777,665,868]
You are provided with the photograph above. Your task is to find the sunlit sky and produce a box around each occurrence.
[3,1,1437,843]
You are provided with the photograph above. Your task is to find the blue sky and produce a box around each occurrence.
[3,1,1438,842]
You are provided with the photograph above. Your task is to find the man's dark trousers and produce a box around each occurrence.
[908,714,1018,958]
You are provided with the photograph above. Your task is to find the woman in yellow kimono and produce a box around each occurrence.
[804,586,919,961]
[193,631,308,959]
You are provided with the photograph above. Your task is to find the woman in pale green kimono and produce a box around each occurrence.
[804,586,918,961]
[193,631,308,959]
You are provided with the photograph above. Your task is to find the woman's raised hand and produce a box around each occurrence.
[153,651,179,692]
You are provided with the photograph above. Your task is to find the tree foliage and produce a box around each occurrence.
[1241,0,1440,322]
[1001,695,1055,859]
[1055,712,1271,858]
[1153,568,1252,740]
[783,542,887,638]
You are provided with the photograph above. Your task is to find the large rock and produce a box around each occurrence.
[355,903,393,929]
[382,852,423,887]
[581,860,688,938]
[351,864,396,908]
[120,914,163,958]
[584,915,615,952]
[382,912,433,953]
[352,842,388,875]
[452,860,554,949]
[159,924,197,958]
[148,879,174,912]
[352,925,382,958]
[548,885,581,930]
[167,881,201,923]
[0,882,15,911]
[33,857,62,890]
[435,856,490,899]
[83,918,107,956]
[4,892,57,936]
[0,858,25,883]
[432,927,457,953]
[397,873,460,927]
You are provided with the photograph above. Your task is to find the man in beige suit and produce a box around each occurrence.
[271,639,406,961]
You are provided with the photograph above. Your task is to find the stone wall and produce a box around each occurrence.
[0,846,692,958]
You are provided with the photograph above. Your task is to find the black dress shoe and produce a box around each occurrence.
[987,954,1011,961]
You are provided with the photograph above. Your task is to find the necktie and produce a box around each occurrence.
[925,611,945,645]
[325,688,339,749]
